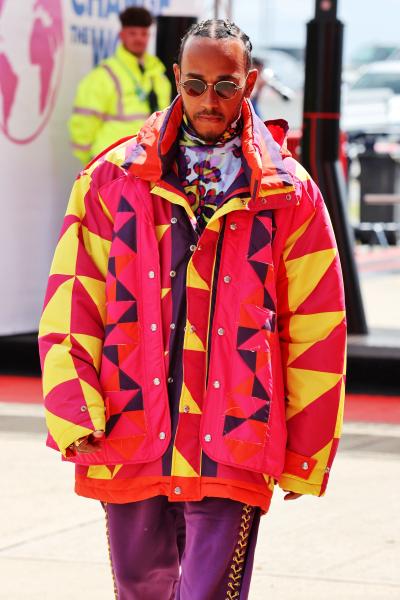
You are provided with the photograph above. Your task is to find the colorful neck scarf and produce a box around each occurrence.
[177,114,243,233]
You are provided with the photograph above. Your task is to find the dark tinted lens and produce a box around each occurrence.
[182,79,207,97]
[214,81,238,99]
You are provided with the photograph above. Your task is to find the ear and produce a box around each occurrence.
[173,63,181,94]
[244,69,258,98]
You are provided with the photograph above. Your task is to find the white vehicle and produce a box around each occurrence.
[341,61,400,140]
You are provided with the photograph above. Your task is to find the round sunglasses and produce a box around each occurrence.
[180,78,245,100]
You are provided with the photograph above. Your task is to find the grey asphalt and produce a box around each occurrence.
[1,409,399,600]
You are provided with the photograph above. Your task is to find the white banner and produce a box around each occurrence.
[0,0,203,334]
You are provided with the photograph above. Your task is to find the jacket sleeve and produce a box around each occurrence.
[68,67,115,164]
[38,169,113,455]
[276,166,347,496]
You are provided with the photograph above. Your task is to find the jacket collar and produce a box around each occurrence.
[115,43,150,72]
[123,95,296,208]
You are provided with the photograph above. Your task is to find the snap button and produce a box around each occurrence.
[153,377,161,386]
[189,325,196,332]
[183,405,190,413]
[159,431,166,440]
[301,461,309,471]
[174,486,182,495]
[171,217,178,224]
[230,223,237,230]
[261,198,267,204]
[170,323,176,330]
[286,194,292,201]
[223,275,231,284]
[167,377,174,383]
[189,244,197,252]
[217,327,225,336]
[170,270,176,278]
[212,380,221,389]
[80,405,87,412]
[204,434,212,442]
[148,270,155,279]
[150,323,157,332]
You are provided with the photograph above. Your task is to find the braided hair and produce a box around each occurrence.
[178,19,253,72]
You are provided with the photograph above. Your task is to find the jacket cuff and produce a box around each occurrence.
[278,449,329,496]
[278,475,323,497]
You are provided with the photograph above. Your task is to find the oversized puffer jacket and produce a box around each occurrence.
[39,96,346,498]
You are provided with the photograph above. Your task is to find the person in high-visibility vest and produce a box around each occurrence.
[69,6,172,164]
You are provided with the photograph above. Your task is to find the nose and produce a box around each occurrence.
[200,83,220,108]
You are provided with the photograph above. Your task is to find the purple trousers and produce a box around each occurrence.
[105,496,261,600]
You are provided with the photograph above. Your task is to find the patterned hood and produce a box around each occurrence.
[122,95,295,201]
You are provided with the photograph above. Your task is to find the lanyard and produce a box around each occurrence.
[115,56,148,102]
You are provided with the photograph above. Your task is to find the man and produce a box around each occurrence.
[69,6,171,164]
[39,19,346,600]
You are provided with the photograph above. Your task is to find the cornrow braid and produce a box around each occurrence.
[178,19,253,72]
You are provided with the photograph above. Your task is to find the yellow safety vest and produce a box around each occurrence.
[69,44,172,164]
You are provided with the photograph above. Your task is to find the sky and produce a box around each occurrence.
[229,0,400,63]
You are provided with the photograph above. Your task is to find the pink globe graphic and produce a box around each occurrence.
[0,0,63,144]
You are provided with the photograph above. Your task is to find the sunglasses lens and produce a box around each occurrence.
[182,79,207,97]
[214,81,238,99]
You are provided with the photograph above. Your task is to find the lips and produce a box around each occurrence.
[196,115,223,122]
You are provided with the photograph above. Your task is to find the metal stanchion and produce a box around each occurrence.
[301,0,368,334]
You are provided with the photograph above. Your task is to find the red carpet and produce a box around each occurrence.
[1,376,399,424]
[0,375,43,404]
[344,393,400,424]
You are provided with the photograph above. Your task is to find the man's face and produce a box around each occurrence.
[120,26,151,58]
[173,37,257,143]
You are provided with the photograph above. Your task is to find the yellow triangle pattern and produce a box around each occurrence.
[186,264,210,290]
[282,213,314,261]
[76,276,106,324]
[161,287,171,298]
[308,441,333,485]
[289,311,345,346]
[49,223,79,276]
[172,447,199,477]
[285,248,337,312]
[42,336,77,397]
[80,379,106,431]
[184,322,205,352]
[39,277,74,337]
[87,465,113,480]
[155,224,170,242]
[66,175,90,218]
[81,226,111,279]
[45,410,93,454]
[287,340,316,366]
[71,333,103,371]
[113,464,123,477]
[334,377,346,438]
[179,382,202,415]
[286,367,343,420]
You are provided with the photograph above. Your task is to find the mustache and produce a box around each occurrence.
[194,110,224,119]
